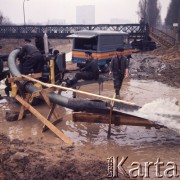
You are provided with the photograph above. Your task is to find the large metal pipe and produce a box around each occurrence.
[8,49,110,113]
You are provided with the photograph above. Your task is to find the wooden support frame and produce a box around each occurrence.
[40,87,62,132]
[10,73,73,145]
[15,94,72,144]
[18,93,31,120]
[8,73,42,83]
[11,73,151,142]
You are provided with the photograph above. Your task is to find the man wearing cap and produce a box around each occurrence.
[109,48,129,99]
[18,39,44,75]
[66,51,99,86]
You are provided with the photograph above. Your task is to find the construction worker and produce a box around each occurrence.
[53,49,66,83]
[34,35,45,54]
[66,51,99,86]
[18,39,44,75]
[109,48,129,99]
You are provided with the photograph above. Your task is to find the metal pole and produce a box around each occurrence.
[23,0,25,25]
[23,0,29,26]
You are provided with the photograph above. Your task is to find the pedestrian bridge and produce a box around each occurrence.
[0,24,176,48]
[0,24,148,40]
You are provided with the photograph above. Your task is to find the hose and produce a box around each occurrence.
[8,49,110,113]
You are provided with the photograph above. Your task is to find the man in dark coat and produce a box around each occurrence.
[66,51,99,86]
[18,39,44,75]
[34,35,44,54]
[109,48,129,99]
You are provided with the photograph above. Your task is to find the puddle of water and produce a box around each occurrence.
[0,79,179,145]
[50,79,180,146]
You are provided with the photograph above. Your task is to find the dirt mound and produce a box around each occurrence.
[144,45,180,61]
[0,134,130,180]
[130,55,180,87]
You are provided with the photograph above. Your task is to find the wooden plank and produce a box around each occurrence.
[72,112,158,128]
[42,117,63,132]
[18,94,31,120]
[40,87,59,119]
[40,88,62,131]
[15,95,73,145]
[22,75,136,106]
[8,73,42,83]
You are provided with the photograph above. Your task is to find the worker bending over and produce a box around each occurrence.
[18,39,44,75]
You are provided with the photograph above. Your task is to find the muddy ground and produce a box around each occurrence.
[0,134,110,180]
[130,46,180,88]
[0,39,180,179]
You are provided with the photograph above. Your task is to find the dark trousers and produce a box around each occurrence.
[113,73,124,95]
[70,72,99,85]
[20,55,44,75]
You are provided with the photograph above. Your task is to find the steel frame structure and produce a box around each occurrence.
[0,24,148,40]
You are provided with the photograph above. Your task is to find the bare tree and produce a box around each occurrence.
[165,0,180,26]
[137,0,148,22]
[0,11,11,25]
[137,0,161,27]
[165,0,180,43]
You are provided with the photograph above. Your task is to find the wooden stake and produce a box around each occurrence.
[107,93,116,138]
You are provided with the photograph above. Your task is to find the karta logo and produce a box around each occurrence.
[107,156,179,178]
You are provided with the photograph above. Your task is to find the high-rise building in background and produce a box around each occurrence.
[76,5,95,24]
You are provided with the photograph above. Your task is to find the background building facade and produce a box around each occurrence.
[76,5,95,24]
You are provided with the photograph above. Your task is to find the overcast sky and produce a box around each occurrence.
[0,0,170,25]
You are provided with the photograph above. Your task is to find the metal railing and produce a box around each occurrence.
[0,24,148,40]
[149,27,176,48]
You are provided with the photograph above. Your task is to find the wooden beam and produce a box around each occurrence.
[72,112,158,128]
[18,93,31,120]
[40,87,60,120]
[21,75,136,106]
[42,117,63,132]
[15,95,73,145]
[8,73,42,83]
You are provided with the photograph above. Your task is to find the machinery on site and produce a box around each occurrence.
[0,39,66,104]
[6,48,164,144]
